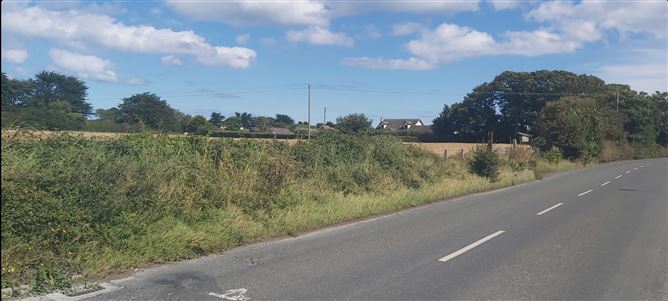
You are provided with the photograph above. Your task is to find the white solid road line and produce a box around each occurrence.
[601,181,610,186]
[578,189,593,197]
[537,203,564,216]
[615,175,623,179]
[438,230,505,263]
[625,170,631,174]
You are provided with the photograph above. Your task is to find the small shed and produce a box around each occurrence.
[516,132,533,144]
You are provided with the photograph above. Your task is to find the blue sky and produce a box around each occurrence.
[2,0,666,124]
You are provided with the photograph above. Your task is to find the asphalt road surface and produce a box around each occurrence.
[79,158,666,300]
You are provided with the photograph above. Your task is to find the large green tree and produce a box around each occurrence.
[209,112,224,127]
[30,71,92,115]
[274,114,295,127]
[234,112,253,129]
[224,116,243,131]
[117,92,179,131]
[185,115,211,135]
[537,97,604,161]
[433,70,608,141]
[1,72,34,111]
[432,84,498,142]
[336,113,372,134]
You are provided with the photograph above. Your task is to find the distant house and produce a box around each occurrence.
[270,127,293,135]
[516,132,533,144]
[376,118,425,131]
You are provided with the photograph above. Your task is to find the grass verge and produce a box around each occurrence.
[0,131,574,296]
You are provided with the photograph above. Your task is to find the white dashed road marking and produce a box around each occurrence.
[209,289,250,301]
[601,181,610,186]
[439,231,505,263]
[537,203,564,216]
[578,189,593,197]
[615,175,623,179]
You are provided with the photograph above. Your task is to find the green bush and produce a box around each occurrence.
[469,147,500,182]
[543,150,562,164]
[30,266,71,295]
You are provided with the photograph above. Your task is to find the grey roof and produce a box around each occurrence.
[516,132,534,137]
[377,119,423,130]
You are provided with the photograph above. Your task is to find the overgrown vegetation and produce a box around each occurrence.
[1,132,431,287]
[1,131,556,292]
[469,147,500,181]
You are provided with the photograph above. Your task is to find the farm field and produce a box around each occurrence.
[409,142,532,157]
[1,130,526,155]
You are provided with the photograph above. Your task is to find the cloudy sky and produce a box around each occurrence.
[1,0,666,124]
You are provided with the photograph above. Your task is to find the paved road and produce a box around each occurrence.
[84,158,667,300]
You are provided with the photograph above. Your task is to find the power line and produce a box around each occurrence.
[313,85,613,97]
[91,86,304,102]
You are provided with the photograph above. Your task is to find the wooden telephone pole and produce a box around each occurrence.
[307,83,311,139]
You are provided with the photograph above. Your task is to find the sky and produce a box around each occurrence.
[1,0,667,125]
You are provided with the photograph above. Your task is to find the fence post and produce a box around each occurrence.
[487,130,493,152]
[444,149,448,159]
[460,149,465,159]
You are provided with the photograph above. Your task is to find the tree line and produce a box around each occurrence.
[432,70,667,160]
[2,69,666,161]
[1,72,304,134]
[2,70,374,135]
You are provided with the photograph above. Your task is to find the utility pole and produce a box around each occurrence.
[307,83,311,139]
[616,90,619,113]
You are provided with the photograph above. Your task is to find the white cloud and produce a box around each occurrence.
[235,33,251,45]
[392,22,426,36]
[527,1,667,39]
[597,48,668,93]
[286,26,354,47]
[342,57,433,70]
[167,0,330,26]
[405,23,497,63]
[2,6,257,69]
[1,48,28,64]
[349,22,589,70]
[327,1,479,16]
[48,48,118,82]
[500,28,582,56]
[599,64,667,93]
[161,55,182,66]
[167,0,480,27]
[490,0,520,11]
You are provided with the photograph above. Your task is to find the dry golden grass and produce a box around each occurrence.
[409,142,531,157]
[2,130,533,151]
